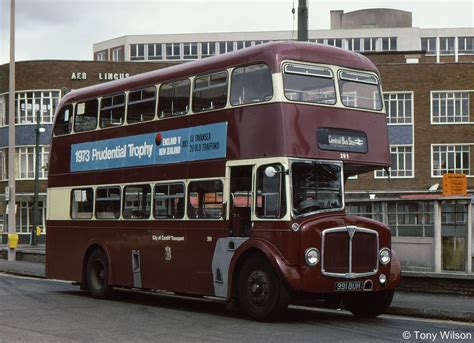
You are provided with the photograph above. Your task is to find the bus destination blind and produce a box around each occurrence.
[70,122,227,172]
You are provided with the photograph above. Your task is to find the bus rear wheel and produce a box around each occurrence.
[86,249,113,299]
[238,256,290,322]
[344,289,394,318]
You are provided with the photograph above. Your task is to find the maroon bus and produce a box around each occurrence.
[46,41,401,321]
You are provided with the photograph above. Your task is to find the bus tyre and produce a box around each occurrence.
[238,256,290,322]
[86,249,113,299]
[344,289,394,318]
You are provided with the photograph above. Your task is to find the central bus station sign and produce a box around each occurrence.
[70,122,227,172]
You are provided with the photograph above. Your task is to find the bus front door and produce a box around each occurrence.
[230,165,253,237]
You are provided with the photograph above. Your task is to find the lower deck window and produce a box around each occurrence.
[96,186,121,219]
[123,184,151,219]
[71,188,93,219]
[154,183,185,219]
[187,180,223,219]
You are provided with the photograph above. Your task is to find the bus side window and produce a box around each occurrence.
[54,104,73,136]
[127,87,156,124]
[187,180,223,219]
[100,93,125,128]
[154,183,185,219]
[158,79,190,118]
[256,164,286,218]
[192,71,228,113]
[74,99,98,132]
[230,64,273,106]
[96,186,121,219]
[123,184,152,219]
[71,188,93,219]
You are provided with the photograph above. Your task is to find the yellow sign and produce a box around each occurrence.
[442,174,467,196]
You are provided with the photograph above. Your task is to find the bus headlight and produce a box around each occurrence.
[379,248,391,265]
[304,248,320,267]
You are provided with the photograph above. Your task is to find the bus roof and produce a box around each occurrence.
[60,41,379,105]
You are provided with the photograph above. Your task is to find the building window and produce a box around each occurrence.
[384,92,413,124]
[219,41,234,54]
[346,202,384,222]
[165,43,181,60]
[439,37,455,55]
[15,200,46,233]
[147,43,163,60]
[421,37,437,54]
[432,145,471,176]
[201,42,216,58]
[0,149,6,181]
[130,44,145,60]
[236,41,251,50]
[375,145,413,178]
[387,201,434,237]
[96,51,107,61]
[458,37,474,54]
[382,37,397,51]
[15,91,60,125]
[111,47,122,62]
[363,37,377,51]
[0,94,7,127]
[15,146,49,180]
[327,39,342,48]
[183,42,198,59]
[431,91,469,123]
[347,38,361,52]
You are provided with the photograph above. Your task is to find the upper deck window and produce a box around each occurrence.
[74,99,98,132]
[127,87,156,124]
[100,93,125,128]
[338,70,383,111]
[283,64,336,105]
[54,104,73,136]
[230,64,273,105]
[158,79,190,118]
[192,71,228,112]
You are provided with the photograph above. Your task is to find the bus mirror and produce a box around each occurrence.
[264,166,288,178]
[265,166,277,178]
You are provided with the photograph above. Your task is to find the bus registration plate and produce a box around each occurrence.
[334,281,364,291]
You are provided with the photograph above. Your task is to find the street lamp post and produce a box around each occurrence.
[31,109,45,246]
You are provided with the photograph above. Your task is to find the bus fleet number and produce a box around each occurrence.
[75,150,90,163]
[340,153,350,160]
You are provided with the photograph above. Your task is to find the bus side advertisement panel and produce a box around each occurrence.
[70,122,227,172]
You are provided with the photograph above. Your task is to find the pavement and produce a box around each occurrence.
[1,245,473,323]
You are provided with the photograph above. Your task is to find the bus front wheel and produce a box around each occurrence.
[344,289,394,318]
[86,249,113,299]
[238,255,290,321]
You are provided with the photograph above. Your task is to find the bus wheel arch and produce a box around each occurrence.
[82,244,113,298]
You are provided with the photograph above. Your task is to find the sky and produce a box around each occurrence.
[0,0,473,64]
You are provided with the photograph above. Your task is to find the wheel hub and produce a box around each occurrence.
[247,270,269,305]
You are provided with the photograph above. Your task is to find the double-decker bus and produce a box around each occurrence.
[46,41,400,321]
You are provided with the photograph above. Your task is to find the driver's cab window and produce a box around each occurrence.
[256,164,286,218]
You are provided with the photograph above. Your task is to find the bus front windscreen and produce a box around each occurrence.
[291,161,343,216]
